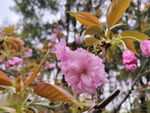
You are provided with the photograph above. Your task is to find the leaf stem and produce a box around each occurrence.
[119,36,141,42]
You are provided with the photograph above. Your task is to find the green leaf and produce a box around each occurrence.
[68,11,102,27]
[84,25,102,36]
[29,100,61,109]
[0,92,25,107]
[0,107,16,113]
[84,37,100,46]
[120,31,150,40]
[106,0,132,27]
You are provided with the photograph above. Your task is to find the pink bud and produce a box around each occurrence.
[125,64,137,71]
[140,40,150,56]
[122,49,137,65]
[13,57,23,65]
[44,61,56,70]
[122,49,137,71]
[8,60,15,67]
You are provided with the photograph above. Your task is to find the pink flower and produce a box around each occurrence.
[54,39,72,62]
[13,57,23,65]
[122,49,137,71]
[148,81,150,86]
[125,64,137,71]
[23,49,32,58]
[75,36,82,44]
[51,34,57,43]
[17,38,24,45]
[54,40,108,94]
[8,60,15,67]
[140,40,150,56]
[53,25,62,33]
[44,61,56,70]
[0,32,4,37]
[47,42,52,47]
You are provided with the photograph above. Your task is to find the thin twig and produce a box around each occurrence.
[85,89,120,113]
[114,58,150,112]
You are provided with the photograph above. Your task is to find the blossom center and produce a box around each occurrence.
[81,69,87,75]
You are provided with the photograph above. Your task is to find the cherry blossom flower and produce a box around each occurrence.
[44,61,56,70]
[13,57,23,65]
[140,40,150,56]
[54,39,108,94]
[23,49,33,58]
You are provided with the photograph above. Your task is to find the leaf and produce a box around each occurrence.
[68,11,102,27]
[84,37,100,46]
[34,83,78,105]
[123,39,139,56]
[0,71,12,90]
[106,0,132,27]
[120,31,150,40]
[9,40,18,51]
[3,27,14,36]
[0,107,16,113]
[0,92,24,107]
[84,25,102,36]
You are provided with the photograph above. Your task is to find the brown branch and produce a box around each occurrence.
[85,89,120,113]
[113,58,150,112]
[0,68,16,77]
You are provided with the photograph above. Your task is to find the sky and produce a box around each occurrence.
[0,0,19,27]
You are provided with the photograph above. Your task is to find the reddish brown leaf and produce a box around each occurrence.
[0,71,13,90]
[34,83,78,105]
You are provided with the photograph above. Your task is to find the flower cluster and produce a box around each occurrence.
[54,39,108,94]
[4,57,23,68]
[122,40,150,71]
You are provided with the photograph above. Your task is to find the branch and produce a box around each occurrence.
[114,58,150,112]
[0,68,16,77]
[84,89,120,113]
